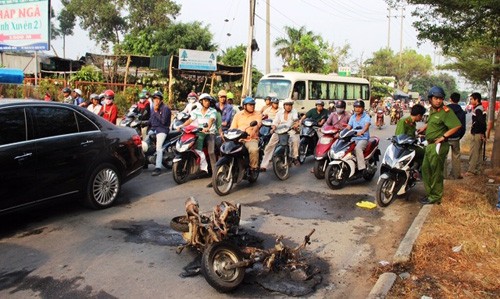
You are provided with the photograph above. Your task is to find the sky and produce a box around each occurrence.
[50,0,444,75]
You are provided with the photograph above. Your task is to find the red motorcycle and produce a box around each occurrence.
[325,127,380,189]
[312,125,339,179]
[172,125,220,184]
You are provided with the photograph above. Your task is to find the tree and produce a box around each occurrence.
[118,22,216,56]
[62,0,180,52]
[370,77,395,99]
[364,48,433,90]
[53,1,76,58]
[388,0,500,167]
[220,45,246,66]
[325,43,351,74]
[274,26,330,73]
[410,73,458,99]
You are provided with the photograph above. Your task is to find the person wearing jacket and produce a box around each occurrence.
[445,92,466,179]
[147,91,172,176]
[101,90,118,124]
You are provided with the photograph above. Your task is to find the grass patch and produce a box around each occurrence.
[385,173,500,298]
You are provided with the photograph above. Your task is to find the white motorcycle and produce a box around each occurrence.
[376,134,426,207]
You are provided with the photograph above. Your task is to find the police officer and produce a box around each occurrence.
[418,86,461,205]
[395,104,426,169]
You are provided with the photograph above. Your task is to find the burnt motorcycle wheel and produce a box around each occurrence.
[313,160,326,179]
[212,164,234,196]
[201,241,245,293]
[298,143,307,164]
[272,155,290,180]
[376,178,396,207]
[172,158,191,184]
[170,215,189,232]
[325,164,345,189]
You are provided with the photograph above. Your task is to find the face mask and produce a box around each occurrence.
[139,99,146,103]
[105,99,112,105]
[336,108,344,114]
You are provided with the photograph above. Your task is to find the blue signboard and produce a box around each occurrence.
[178,49,217,71]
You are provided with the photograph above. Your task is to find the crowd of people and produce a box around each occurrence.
[58,85,488,205]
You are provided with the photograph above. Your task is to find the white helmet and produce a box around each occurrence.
[283,98,294,105]
[73,88,82,96]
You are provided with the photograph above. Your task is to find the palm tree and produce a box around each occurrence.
[274,26,318,68]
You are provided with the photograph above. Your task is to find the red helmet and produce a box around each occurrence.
[104,90,115,99]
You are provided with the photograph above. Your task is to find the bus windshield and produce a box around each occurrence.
[254,79,291,100]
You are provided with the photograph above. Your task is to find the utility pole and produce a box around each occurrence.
[242,0,256,97]
[266,0,270,74]
[387,8,391,49]
[399,5,405,67]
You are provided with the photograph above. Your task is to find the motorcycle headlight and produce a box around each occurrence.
[332,150,345,160]
[397,156,413,168]
[176,141,193,152]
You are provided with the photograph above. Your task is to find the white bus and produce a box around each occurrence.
[254,72,370,113]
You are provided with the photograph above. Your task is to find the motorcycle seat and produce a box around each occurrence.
[364,137,380,156]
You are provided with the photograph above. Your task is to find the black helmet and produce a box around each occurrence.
[335,100,346,109]
[62,87,71,93]
[428,86,445,99]
[270,97,279,104]
[353,100,365,108]
[152,91,164,100]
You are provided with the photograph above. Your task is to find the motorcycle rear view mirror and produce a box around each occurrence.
[354,126,362,130]
[249,120,258,127]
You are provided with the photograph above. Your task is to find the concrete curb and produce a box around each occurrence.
[367,205,433,299]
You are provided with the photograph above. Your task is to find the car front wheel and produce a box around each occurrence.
[84,163,121,209]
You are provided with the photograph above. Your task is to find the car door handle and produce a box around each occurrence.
[14,152,33,160]
[81,140,94,146]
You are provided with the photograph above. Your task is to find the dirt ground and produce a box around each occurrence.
[376,141,500,299]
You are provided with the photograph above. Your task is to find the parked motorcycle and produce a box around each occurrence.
[172,121,221,184]
[141,112,187,169]
[211,121,260,196]
[298,118,319,164]
[376,134,425,207]
[325,127,380,189]
[376,108,385,129]
[312,125,339,179]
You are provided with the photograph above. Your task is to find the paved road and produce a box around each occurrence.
[0,116,424,298]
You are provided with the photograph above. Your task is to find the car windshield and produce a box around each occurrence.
[254,79,291,100]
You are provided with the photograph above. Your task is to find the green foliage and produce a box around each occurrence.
[410,73,458,99]
[63,0,128,51]
[220,45,246,66]
[126,0,180,34]
[388,0,499,94]
[70,66,104,83]
[365,48,433,90]
[114,87,142,116]
[274,26,330,73]
[370,77,395,99]
[119,22,216,56]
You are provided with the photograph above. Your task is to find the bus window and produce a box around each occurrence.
[353,85,361,100]
[335,83,346,100]
[255,79,291,100]
[362,85,370,100]
[309,81,328,100]
[292,81,306,100]
[346,84,356,100]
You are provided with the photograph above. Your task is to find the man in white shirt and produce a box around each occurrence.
[260,99,300,171]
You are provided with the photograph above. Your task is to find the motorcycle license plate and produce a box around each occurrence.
[319,137,333,144]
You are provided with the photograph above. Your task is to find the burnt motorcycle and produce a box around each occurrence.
[170,197,316,293]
